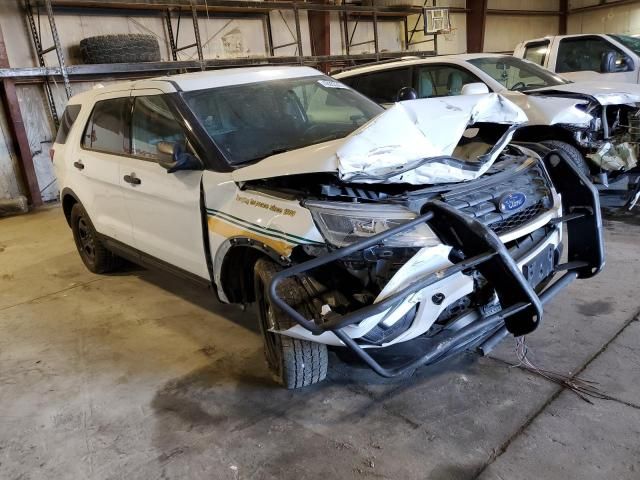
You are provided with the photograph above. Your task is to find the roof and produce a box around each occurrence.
[516,33,616,45]
[157,65,321,91]
[67,65,322,104]
[333,53,509,78]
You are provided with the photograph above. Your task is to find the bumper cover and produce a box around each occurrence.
[269,152,604,377]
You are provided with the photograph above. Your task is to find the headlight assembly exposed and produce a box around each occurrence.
[305,201,440,248]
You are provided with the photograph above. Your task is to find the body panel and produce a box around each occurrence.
[120,88,209,279]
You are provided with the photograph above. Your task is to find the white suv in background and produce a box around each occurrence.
[52,66,603,389]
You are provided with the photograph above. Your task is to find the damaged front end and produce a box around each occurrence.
[527,87,640,207]
[245,95,605,377]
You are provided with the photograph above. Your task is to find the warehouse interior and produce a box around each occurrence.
[1,0,640,479]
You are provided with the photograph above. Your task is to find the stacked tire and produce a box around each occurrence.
[80,34,161,64]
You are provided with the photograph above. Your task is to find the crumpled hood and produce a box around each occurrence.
[528,81,640,106]
[504,92,593,127]
[233,93,527,185]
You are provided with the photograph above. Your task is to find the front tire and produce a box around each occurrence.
[540,140,591,177]
[70,204,121,274]
[254,258,328,389]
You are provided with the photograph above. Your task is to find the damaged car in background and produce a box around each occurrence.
[53,67,604,389]
[334,54,640,209]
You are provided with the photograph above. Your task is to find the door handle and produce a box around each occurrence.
[123,173,141,185]
[73,161,84,170]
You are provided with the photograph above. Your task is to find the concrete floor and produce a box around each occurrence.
[1,206,639,480]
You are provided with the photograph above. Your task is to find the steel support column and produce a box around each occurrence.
[44,0,72,98]
[308,0,331,72]
[0,24,42,206]
[559,0,568,35]
[466,0,487,53]
[190,2,205,70]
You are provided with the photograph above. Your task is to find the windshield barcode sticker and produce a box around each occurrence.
[318,79,348,89]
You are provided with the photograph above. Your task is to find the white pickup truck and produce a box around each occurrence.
[514,34,640,84]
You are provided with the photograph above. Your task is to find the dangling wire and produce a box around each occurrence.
[510,336,615,404]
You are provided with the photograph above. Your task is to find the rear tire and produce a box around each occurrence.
[70,204,121,274]
[254,258,328,389]
[540,140,591,177]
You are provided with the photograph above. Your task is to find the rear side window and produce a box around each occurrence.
[523,41,550,66]
[354,68,412,104]
[82,97,131,155]
[55,104,81,144]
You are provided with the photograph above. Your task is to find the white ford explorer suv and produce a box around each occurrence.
[53,66,604,389]
[334,54,640,208]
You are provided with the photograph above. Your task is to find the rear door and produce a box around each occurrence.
[74,91,135,246]
[119,89,208,279]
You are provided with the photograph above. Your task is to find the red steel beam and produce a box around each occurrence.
[0,23,42,206]
[559,0,568,34]
[308,0,331,73]
[466,0,487,53]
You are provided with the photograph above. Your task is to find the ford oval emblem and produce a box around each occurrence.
[498,192,527,213]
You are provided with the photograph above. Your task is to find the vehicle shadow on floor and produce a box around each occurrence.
[113,261,261,335]
[121,259,486,393]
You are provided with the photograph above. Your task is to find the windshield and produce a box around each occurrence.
[183,75,383,165]
[468,56,570,91]
[610,34,640,55]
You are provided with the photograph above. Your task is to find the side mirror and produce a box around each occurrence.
[397,86,418,101]
[461,83,490,95]
[159,142,203,173]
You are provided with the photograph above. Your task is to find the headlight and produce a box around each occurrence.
[305,201,440,248]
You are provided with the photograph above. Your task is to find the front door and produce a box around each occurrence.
[119,89,208,279]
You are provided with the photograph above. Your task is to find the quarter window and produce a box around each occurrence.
[354,68,412,104]
[556,37,630,73]
[82,98,131,155]
[131,95,185,162]
[523,41,550,66]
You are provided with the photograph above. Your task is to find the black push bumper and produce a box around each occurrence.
[268,152,605,377]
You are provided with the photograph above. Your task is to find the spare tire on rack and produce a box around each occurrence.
[80,34,161,64]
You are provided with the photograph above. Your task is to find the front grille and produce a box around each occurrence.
[490,202,545,235]
[441,162,553,236]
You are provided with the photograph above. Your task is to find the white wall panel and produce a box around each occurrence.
[568,4,640,35]
[484,14,558,52]
[489,0,559,11]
